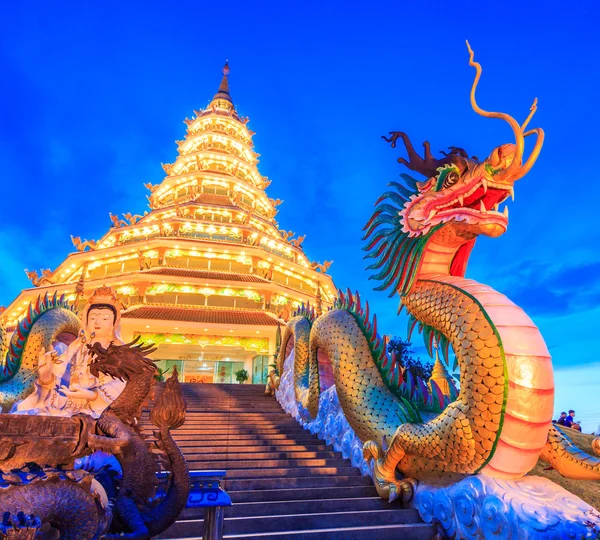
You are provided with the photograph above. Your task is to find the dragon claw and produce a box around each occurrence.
[363,439,415,505]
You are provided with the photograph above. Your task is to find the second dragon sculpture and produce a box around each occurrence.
[277,42,600,503]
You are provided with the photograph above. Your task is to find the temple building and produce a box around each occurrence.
[1,63,335,384]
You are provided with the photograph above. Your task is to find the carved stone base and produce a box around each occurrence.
[414,474,600,539]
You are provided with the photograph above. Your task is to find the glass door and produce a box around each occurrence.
[252,355,270,384]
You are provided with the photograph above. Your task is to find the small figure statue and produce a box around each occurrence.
[230,190,242,206]
[14,286,126,418]
[161,162,173,175]
[24,269,41,287]
[290,235,306,248]
[269,198,283,207]
[25,268,53,287]
[143,183,159,193]
[70,235,97,252]
[108,213,127,228]
[258,177,272,190]
[264,262,275,280]
[280,230,295,241]
[174,201,183,217]
[123,212,143,225]
[311,260,333,273]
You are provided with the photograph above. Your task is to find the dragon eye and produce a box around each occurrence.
[442,171,459,189]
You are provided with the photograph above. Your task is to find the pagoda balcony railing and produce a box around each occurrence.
[84,263,318,297]
[113,233,297,263]
[116,232,245,246]
[135,300,285,317]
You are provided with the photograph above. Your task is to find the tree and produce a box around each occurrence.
[234,368,249,384]
[387,337,433,381]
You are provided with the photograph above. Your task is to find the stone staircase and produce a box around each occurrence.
[148,383,435,539]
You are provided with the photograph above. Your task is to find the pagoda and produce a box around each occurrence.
[2,63,335,384]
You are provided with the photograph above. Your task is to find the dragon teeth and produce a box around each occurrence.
[504,205,509,217]
[482,178,488,193]
[510,187,515,201]
[428,209,436,221]
[457,194,464,206]
[479,200,486,213]
[493,204,499,212]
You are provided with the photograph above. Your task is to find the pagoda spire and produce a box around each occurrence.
[210,61,234,110]
[429,340,453,396]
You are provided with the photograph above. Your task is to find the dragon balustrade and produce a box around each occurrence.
[0,288,189,539]
[275,42,600,538]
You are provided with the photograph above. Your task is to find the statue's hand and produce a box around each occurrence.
[60,384,98,401]
[37,347,57,381]
[58,384,76,397]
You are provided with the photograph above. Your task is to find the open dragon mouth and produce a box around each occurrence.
[409,176,514,237]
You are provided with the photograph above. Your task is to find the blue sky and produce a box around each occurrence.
[1,1,599,431]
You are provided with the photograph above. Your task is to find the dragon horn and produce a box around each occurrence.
[466,40,544,182]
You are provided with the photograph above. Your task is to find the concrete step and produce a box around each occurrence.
[223,466,361,479]
[184,450,341,461]
[179,496,395,519]
[161,509,428,538]
[156,428,309,436]
[224,475,373,492]
[186,458,347,470]
[220,523,435,539]
[178,444,330,454]
[228,485,380,503]
[158,427,310,435]
[169,434,319,445]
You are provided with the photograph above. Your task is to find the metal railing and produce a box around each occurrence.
[158,469,231,539]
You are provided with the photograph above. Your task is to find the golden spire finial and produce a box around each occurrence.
[211,60,233,108]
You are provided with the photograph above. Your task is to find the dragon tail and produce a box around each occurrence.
[146,368,189,536]
[540,425,600,480]
[277,312,316,418]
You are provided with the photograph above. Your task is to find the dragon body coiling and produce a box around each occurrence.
[0,292,79,411]
[389,275,552,481]
[279,42,600,501]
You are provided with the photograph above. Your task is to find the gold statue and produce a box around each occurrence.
[70,235,97,252]
[290,235,306,247]
[123,213,143,225]
[311,260,333,273]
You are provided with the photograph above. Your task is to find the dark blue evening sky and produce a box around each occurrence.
[1,1,599,428]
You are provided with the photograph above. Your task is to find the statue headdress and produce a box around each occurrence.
[81,286,123,334]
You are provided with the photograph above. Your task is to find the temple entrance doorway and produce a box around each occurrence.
[152,342,270,385]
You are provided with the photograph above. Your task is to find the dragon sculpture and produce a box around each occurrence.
[0,298,189,538]
[277,42,600,504]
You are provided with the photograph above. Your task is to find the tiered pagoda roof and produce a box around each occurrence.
[2,63,335,329]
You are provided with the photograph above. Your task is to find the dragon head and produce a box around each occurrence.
[87,337,157,381]
[396,142,517,240]
[364,42,544,296]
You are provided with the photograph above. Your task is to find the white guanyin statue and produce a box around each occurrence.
[14,286,126,418]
